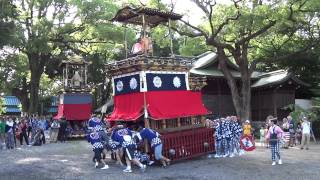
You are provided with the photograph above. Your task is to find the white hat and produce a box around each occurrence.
[245,120,250,123]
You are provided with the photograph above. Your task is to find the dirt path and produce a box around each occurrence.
[0,141,319,180]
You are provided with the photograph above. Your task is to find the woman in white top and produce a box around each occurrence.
[300,117,311,150]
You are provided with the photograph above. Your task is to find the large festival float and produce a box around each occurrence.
[105,6,214,161]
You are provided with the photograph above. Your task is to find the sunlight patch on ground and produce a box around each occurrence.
[16,157,42,164]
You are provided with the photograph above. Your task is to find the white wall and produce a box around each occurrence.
[295,99,312,110]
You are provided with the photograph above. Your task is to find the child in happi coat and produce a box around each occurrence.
[87,128,109,169]
[134,150,154,166]
[214,119,223,158]
[265,118,284,166]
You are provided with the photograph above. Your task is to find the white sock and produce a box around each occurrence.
[126,166,131,170]
[138,163,143,168]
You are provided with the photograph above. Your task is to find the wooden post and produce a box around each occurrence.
[124,24,128,58]
[168,18,173,56]
[143,92,150,128]
[177,117,181,127]
[85,65,88,86]
[162,120,166,129]
[66,63,69,88]
[201,116,206,127]
[273,88,278,117]
[191,116,195,125]
[142,14,147,55]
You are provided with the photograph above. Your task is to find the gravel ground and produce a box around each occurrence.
[0,140,319,180]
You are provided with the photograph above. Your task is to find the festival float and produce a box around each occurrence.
[106,6,214,160]
[53,55,92,137]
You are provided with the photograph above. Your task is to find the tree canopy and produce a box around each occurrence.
[0,0,319,116]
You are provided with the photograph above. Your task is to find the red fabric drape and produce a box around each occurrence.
[146,90,209,120]
[53,104,92,121]
[107,92,144,121]
[53,105,64,120]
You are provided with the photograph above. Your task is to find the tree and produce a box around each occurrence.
[0,97,5,115]
[0,53,29,112]
[0,0,16,48]
[9,0,124,114]
[172,0,320,120]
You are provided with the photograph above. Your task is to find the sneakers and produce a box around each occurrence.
[278,159,282,165]
[140,164,146,172]
[100,165,109,170]
[207,154,212,158]
[223,154,229,158]
[95,162,99,168]
[239,150,245,156]
[229,153,235,158]
[214,154,221,158]
[166,159,171,166]
[123,168,132,173]
[272,161,276,166]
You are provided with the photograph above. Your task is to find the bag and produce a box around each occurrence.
[269,127,278,145]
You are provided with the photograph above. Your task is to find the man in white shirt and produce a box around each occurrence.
[301,117,311,150]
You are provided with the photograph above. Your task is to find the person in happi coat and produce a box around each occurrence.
[87,127,109,170]
[135,127,171,167]
[214,119,223,158]
[112,125,146,173]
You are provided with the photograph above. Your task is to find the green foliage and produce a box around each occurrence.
[285,97,320,124]
[0,0,17,48]
[0,53,29,94]
[179,37,209,56]
[0,97,5,115]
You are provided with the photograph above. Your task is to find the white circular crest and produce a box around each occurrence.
[116,80,123,92]
[129,77,138,90]
[153,76,162,88]
[173,76,181,88]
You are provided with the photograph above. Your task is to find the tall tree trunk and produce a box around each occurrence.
[27,53,45,114]
[217,46,251,121]
[29,72,41,113]
[217,47,242,118]
[239,62,251,121]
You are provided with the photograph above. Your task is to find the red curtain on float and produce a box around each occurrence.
[53,104,92,121]
[146,90,209,120]
[53,105,65,120]
[107,92,144,121]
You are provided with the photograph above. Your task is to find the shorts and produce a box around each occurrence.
[154,144,163,160]
[124,146,135,161]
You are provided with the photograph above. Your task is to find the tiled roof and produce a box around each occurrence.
[47,107,57,113]
[51,96,58,106]
[4,107,21,113]
[3,96,21,106]
[111,6,182,27]
[251,70,310,88]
